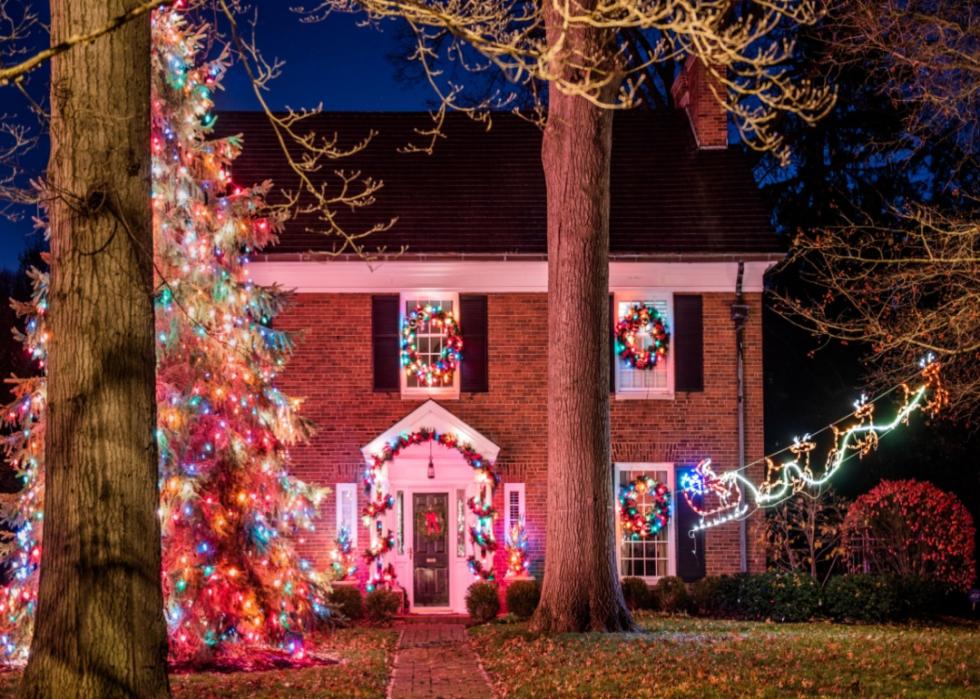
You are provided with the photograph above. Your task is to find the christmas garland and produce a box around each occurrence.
[401,305,463,386]
[363,428,499,589]
[615,303,670,370]
[618,475,671,539]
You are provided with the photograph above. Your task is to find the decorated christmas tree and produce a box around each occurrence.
[0,9,331,665]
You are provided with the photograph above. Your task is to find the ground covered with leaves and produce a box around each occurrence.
[470,613,980,697]
[0,627,396,698]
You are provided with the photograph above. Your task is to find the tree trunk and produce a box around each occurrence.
[21,2,169,697]
[529,0,633,634]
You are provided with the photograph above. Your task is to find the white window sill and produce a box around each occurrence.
[401,387,460,400]
[614,390,675,401]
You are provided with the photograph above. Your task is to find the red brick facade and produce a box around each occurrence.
[275,290,767,584]
[671,55,728,149]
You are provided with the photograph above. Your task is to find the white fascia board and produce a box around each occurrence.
[248,259,776,294]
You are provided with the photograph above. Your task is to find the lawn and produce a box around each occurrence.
[0,627,397,699]
[470,613,980,697]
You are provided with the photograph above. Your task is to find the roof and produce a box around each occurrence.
[215,110,782,259]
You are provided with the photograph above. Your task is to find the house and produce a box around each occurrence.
[218,61,781,614]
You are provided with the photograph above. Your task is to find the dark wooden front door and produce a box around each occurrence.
[413,492,449,607]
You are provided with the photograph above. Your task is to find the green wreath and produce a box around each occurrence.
[415,507,446,541]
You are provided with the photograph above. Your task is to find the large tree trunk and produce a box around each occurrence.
[21,2,170,697]
[529,1,633,634]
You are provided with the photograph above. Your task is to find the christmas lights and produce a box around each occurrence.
[503,517,530,578]
[363,428,498,589]
[614,303,670,370]
[618,475,671,539]
[401,305,463,386]
[681,359,947,532]
[0,9,331,665]
[330,527,357,581]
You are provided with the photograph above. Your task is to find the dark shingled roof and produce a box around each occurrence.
[215,110,782,258]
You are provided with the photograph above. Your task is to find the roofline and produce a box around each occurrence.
[253,251,786,264]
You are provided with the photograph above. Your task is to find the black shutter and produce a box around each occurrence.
[460,295,488,392]
[372,295,400,391]
[675,464,706,581]
[609,294,616,393]
[674,294,704,392]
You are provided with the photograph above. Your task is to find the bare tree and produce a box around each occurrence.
[761,486,847,583]
[294,0,835,633]
[775,1,979,422]
[19,0,169,695]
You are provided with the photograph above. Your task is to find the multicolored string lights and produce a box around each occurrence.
[681,359,948,532]
[504,517,530,578]
[362,428,499,589]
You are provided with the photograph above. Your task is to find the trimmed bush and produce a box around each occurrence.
[895,575,961,618]
[466,582,501,623]
[738,571,820,622]
[329,585,364,621]
[655,576,691,614]
[365,589,401,625]
[621,577,651,611]
[690,575,742,617]
[505,579,540,619]
[824,574,900,622]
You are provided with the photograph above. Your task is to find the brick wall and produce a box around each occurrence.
[671,55,728,149]
[276,291,767,582]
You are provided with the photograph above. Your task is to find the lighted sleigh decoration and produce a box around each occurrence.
[681,358,948,532]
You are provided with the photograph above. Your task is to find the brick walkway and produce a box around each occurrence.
[388,622,494,698]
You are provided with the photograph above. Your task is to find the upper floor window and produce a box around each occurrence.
[615,463,675,580]
[400,292,461,398]
[613,293,674,399]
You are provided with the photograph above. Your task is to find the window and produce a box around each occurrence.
[613,293,674,399]
[335,483,358,550]
[400,292,461,398]
[614,464,675,580]
[504,483,526,536]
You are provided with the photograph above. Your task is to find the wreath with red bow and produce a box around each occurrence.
[416,507,446,541]
[401,304,463,386]
[615,303,670,370]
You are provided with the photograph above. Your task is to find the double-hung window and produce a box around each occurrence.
[400,292,461,398]
[335,483,358,549]
[614,463,675,580]
[613,292,674,399]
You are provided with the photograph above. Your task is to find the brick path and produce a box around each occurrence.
[388,622,494,698]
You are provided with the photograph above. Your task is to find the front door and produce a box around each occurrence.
[413,492,449,607]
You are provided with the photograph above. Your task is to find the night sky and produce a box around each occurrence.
[1,3,429,268]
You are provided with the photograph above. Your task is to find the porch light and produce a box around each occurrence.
[427,439,435,479]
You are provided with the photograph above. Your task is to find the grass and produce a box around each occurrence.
[470,613,980,697]
[0,627,397,699]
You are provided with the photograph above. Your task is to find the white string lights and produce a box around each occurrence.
[681,358,948,532]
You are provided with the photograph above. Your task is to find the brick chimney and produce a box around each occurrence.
[670,55,728,149]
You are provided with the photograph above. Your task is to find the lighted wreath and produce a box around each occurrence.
[619,475,671,539]
[401,305,463,386]
[615,303,670,370]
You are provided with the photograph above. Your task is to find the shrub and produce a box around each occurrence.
[365,589,401,625]
[466,582,500,623]
[843,480,976,591]
[655,576,691,614]
[740,571,820,622]
[505,579,540,619]
[620,577,651,611]
[329,585,364,621]
[824,574,900,622]
[894,575,962,618]
[689,576,742,617]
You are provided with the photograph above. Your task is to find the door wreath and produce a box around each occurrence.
[416,507,446,541]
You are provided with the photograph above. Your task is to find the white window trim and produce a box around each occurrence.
[335,483,358,550]
[614,463,676,582]
[503,483,526,535]
[613,290,675,400]
[399,291,461,399]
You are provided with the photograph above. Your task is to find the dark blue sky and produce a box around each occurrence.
[0,3,431,269]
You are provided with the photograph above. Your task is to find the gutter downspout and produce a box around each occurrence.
[732,261,750,573]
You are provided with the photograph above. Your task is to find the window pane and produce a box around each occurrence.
[618,468,670,580]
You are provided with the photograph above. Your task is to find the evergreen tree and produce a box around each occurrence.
[0,9,330,666]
